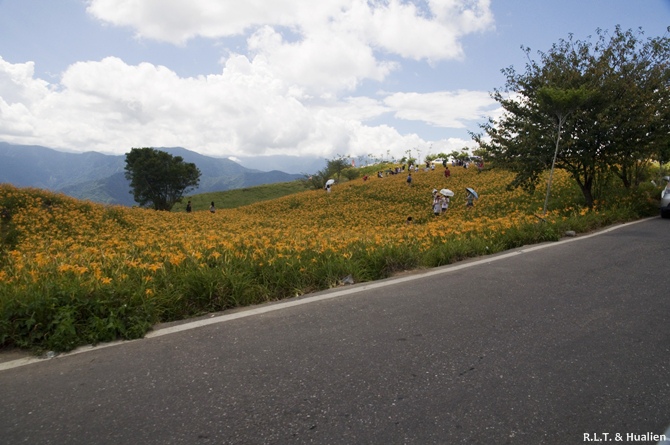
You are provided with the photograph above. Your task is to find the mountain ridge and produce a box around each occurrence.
[0,142,304,206]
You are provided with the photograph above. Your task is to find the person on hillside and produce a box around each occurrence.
[406,173,412,186]
[444,167,451,179]
[186,200,192,213]
[432,193,442,216]
[209,201,215,213]
[466,192,475,208]
[441,195,449,213]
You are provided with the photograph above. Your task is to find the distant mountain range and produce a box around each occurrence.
[0,142,306,206]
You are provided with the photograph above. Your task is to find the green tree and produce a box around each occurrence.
[302,155,354,190]
[537,86,598,213]
[448,150,469,162]
[341,167,360,181]
[473,26,670,208]
[595,27,670,188]
[658,141,670,176]
[302,172,327,190]
[471,148,487,159]
[326,156,352,181]
[124,147,201,211]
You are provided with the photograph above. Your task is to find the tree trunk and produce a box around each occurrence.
[572,172,595,209]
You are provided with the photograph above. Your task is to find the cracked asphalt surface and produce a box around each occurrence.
[1,218,669,444]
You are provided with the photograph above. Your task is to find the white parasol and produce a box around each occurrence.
[325,179,335,186]
[440,188,454,197]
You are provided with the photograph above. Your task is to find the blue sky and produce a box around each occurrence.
[0,0,668,166]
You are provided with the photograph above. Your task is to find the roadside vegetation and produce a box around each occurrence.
[0,164,664,353]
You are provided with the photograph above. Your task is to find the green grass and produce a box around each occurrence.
[172,180,310,212]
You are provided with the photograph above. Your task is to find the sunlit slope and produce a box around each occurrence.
[0,167,601,351]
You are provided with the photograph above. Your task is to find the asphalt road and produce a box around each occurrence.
[1,218,670,445]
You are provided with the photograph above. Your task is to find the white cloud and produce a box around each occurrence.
[0,59,51,104]
[0,53,497,159]
[86,0,494,92]
[85,0,495,49]
[365,0,465,61]
[384,90,498,128]
[246,25,396,96]
[0,58,52,138]
[86,0,350,44]
[0,1,498,161]
[0,56,415,158]
[324,96,392,122]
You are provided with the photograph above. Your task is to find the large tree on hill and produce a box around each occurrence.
[124,147,201,211]
[472,26,670,209]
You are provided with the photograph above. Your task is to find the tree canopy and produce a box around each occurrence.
[124,147,201,211]
[473,26,670,208]
[303,155,357,189]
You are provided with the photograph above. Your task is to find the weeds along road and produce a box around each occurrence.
[1,218,670,445]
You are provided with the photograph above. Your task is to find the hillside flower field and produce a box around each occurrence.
[0,166,659,352]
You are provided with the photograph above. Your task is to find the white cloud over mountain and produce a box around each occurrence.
[0,0,498,159]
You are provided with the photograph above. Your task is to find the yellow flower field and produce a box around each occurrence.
[2,168,555,279]
[0,165,636,351]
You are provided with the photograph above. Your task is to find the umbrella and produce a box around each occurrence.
[465,187,479,199]
[325,179,335,186]
[439,188,454,197]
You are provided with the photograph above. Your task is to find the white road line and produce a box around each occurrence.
[0,218,652,372]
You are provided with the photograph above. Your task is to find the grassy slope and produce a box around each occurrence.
[172,180,311,212]
[172,162,396,212]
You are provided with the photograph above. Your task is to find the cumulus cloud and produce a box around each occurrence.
[246,26,396,96]
[86,0,349,44]
[384,90,498,128]
[0,51,496,158]
[86,0,494,93]
[0,58,53,138]
[86,0,493,54]
[0,1,498,160]
[0,56,411,157]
